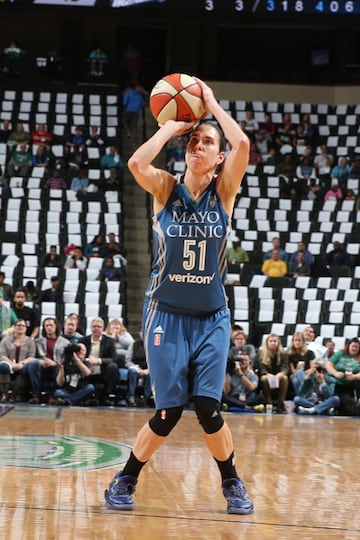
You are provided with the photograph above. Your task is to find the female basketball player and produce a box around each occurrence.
[105,78,253,515]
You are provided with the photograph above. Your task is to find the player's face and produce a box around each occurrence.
[186,125,224,173]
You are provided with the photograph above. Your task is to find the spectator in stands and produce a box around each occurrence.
[86,125,105,149]
[101,232,127,259]
[31,123,53,148]
[330,157,351,192]
[12,288,40,339]
[288,241,314,268]
[292,123,309,150]
[88,47,108,77]
[105,318,134,404]
[323,182,343,201]
[127,326,152,407]
[344,188,357,201]
[122,81,145,145]
[70,168,89,192]
[62,316,83,344]
[65,126,86,151]
[275,124,295,151]
[248,142,262,165]
[0,119,11,143]
[313,144,334,184]
[325,338,360,415]
[24,280,40,305]
[41,276,63,303]
[7,122,31,146]
[261,249,288,278]
[166,135,187,171]
[276,153,297,183]
[264,146,281,166]
[31,144,51,175]
[295,155,317,195]
[254,128,272,162]
[6,142,32,177]
[288,251,311,277]
[288,331,315,395]
[100,145,124,170]
[280,175,303,201]
[23,317,69,404]
[2,40,26,77]
[0,271,14,301]
[0,319,35,402]
[102,167,122,192]
[348,156,360,179]
[222,353,264,412]
[243,110,259,135]
[97,257,124,282]
[64,246,87,271]
[227,237,249,266]
[303,326,326,357]
[41,245,63,268]
[325,241,351,268]
[79,317,119,406]
[306,177,322,201]
[84,234,106,258]
[228,329,258,370]
[0,291,17,340]
[322,339,336,360]
[44,169,67,190]
[0,166,8,191]
[65,143,88,172]
[260,113,276,138]
[259,333,289,414]
[263,236,288,263]
[105,319,132,365]
[301,113,316,143]
[65,312,84,337]
[294,361,340,415]
[53,342,95,406]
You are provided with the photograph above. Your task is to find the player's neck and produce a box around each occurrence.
[183,172,213,201]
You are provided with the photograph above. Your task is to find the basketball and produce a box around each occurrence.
[149,73,206,124]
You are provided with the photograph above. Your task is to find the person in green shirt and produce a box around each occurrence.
[227,237,249,265]
[0,291,18,339]
[6,142,32,177]
[326,338,360,414]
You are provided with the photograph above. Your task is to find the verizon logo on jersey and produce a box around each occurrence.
[168,273,215,284]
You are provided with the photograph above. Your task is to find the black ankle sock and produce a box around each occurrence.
[214,452,238,482]
[121,451,147,478]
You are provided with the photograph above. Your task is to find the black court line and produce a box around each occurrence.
[2,503,360,534]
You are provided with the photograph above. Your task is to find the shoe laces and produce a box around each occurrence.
[224,479,248,500]
[111,473,136,496]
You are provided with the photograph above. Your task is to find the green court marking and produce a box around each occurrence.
[0,435,131,471]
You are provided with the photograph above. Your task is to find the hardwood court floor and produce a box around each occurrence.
[0,404,359,540]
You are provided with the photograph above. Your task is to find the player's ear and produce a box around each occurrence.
[217,151,225,166]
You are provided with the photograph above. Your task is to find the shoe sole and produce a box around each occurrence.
[104,489,134,510]
[227,504,254,515]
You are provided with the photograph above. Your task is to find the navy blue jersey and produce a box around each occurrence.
[145,178,230,315]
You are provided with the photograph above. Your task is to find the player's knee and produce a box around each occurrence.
[193,396,224,434]
[149,406,184,437]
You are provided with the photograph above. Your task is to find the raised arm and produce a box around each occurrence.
[128,120,194,206]
[193,78,249,213]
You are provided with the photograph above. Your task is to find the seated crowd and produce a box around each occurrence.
[1,284,360,417]
[0,308,151,408]
[0,120,124,194]
[222,324,360,417]
[227,235,354,278]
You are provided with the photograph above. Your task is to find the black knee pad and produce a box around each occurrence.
[149,406,184,437]
[193,396,224,434]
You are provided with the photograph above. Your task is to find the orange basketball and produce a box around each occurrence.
[149,73,206,124]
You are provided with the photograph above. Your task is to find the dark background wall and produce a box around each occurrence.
[1,3,360,91]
